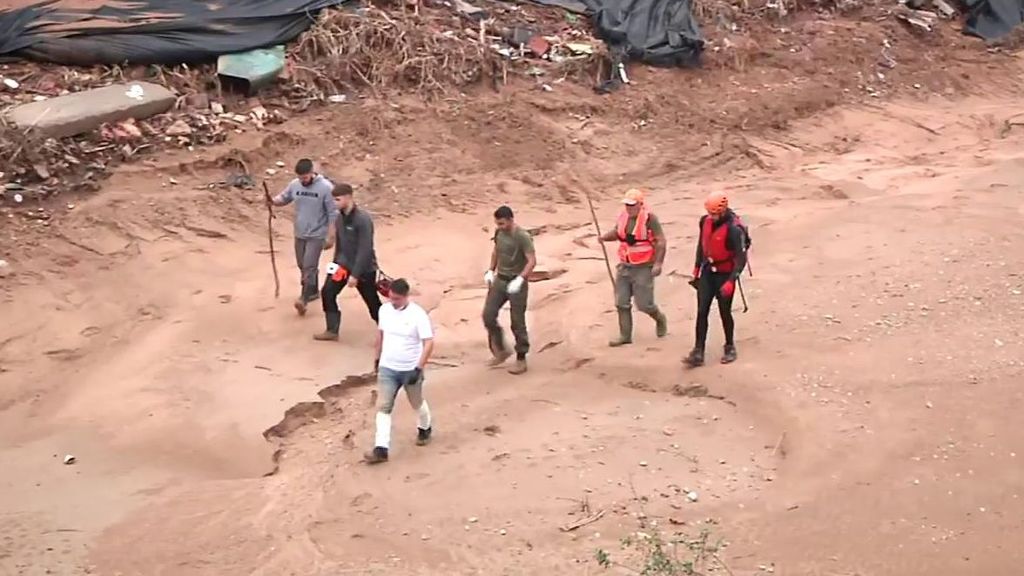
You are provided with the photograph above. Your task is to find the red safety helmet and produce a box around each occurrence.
[704,191,728,216]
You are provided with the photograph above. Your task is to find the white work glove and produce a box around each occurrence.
[484,270,495,286]
[507,275,525,295]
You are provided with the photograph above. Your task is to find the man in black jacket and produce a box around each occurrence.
[314,183,383,341]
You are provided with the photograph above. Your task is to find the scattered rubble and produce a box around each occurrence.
[164,119,193,137]
[0,0,599,209]
[895,5,940,32]
[673,383,709,398]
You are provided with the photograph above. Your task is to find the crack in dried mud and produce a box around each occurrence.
[261,372,377,476]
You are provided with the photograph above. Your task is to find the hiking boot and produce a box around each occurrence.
[508,359,528,375]
[721,344,737,364]
[416,427,432,446]
[683,348,705,368]
[313,330,339,341]
[293,298,307,316]
[364,446,389,464]
[608,336,632,347]
[655,312,668,338]
[488,348,512,367]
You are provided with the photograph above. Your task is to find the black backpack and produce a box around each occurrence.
[732,213,753,251]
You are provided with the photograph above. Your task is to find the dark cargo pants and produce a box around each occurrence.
[483,275,530,358]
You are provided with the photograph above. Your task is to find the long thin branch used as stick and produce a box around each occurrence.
[560,509,606,532]
[262,181,281,299]
[570,175,616,291]
[712,553,737,576]
[772,431,787,457]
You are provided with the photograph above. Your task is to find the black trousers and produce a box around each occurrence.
[321,270,382,323]
[695,271,735,350]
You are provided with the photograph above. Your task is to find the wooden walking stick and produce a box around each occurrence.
[575,177,616,291]
[262,181,281,299]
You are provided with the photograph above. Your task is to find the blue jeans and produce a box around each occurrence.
[374,366,430,449]
[377,366,425,415]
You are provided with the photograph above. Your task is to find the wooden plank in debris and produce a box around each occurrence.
[895,6,939,32]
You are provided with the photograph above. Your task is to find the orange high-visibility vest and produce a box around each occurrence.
[616,209,656,265]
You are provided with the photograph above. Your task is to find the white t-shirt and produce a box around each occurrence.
[378,301,434,371]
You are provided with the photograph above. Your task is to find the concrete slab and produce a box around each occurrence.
[5,82,176,138]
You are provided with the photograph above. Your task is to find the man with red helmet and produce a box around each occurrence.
[684,191,748,367]
[599,188,669,347]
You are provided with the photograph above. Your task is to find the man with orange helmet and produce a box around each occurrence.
[600,188,669,346]
[684,191,748,367]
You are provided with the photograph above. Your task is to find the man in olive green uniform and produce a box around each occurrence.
[600,189,668,346]
[482,205,536,375]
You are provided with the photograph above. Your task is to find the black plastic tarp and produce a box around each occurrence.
[0,0,346,65]
[964,0,1024,39]
[0,0,701,73]
[523,0,702,66]
[580,0,703,67]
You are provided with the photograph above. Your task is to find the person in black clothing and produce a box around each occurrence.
[314,183,383,341]
[684,191,748,367]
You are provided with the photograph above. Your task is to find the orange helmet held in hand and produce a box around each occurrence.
[704,191,728,216]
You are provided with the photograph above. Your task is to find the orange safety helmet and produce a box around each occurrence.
[622,188,645,206]
[704,191,728,215]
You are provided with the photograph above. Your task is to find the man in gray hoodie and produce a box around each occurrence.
[270,158,337,315]
[314,183,382,341]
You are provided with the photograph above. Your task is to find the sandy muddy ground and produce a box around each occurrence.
[2,33,1024,576]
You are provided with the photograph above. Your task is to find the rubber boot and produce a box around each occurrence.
[683,347,705,368]
[608,309,633,347]
[653,310,668,338]
[314,311,341,341]
[721,344,737,364]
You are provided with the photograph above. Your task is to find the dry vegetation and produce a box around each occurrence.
[289,5,496,97]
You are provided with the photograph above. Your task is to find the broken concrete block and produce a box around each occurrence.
[527,35,551,57]
[932,0,956,18]
[5,82,175,138]
[165,120,193,137]
[453,0,488,19]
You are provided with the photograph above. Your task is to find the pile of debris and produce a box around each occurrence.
[285,1,601,98]
[0,1,602,207]
[895,0,958,32]
[0,65,290,205]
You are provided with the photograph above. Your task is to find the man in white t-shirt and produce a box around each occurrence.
[365,278,435,464]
